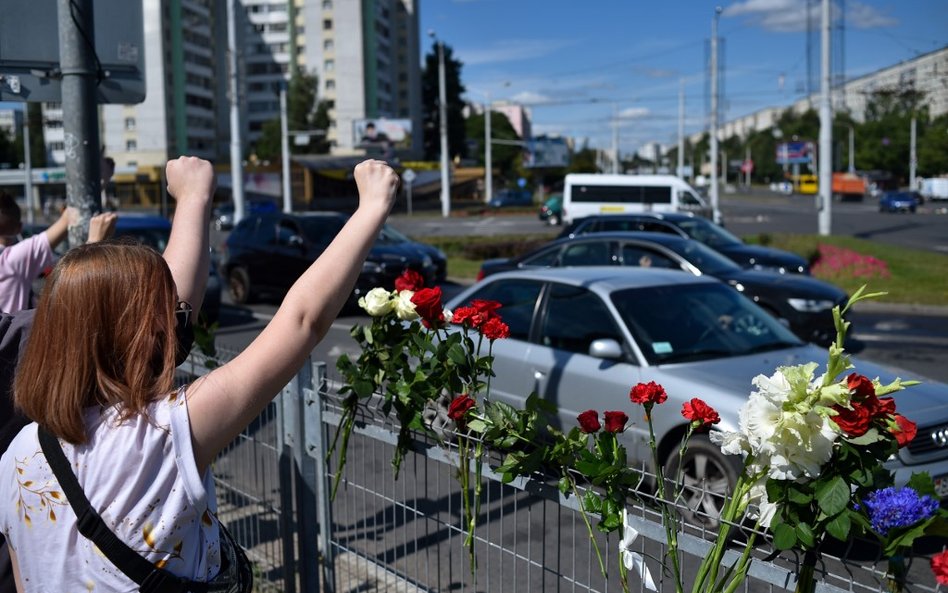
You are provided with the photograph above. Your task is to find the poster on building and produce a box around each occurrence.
[353,119,412,154]
[775,141,815,165]
[523,137,570,168]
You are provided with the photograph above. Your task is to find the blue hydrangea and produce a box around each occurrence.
[862,487,940,536]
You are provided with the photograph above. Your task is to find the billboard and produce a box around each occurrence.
[776,141,815,165]
[353,118,412,155]
[523,137,570,168]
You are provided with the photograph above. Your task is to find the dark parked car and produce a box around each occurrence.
[213,199,278,231]
[489,189,533,208]
[878,191,919,213]
[219,212,446,305]
[478,232,847,346]
[560,212,809,274]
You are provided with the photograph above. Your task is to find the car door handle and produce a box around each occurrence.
[533,370,546,380]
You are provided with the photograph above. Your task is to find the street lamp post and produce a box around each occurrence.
[709,6,723,224]
[429,31,451,218]
[485,90,492,205]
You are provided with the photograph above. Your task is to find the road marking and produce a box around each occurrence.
[853,332,948,347]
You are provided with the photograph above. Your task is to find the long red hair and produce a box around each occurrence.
[14,241,179,444]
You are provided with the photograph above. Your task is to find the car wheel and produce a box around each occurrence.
[663,434,740,530]
[548,213,561,226]
[228,267,253,305]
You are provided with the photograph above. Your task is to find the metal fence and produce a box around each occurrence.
[177,349,945,593]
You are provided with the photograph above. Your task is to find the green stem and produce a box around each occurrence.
[619,548,631,593]
[569,475,608,581]
[886,554,907,593]
[646,404,684,593]
[794,550,818,593]
[329,403,357,501]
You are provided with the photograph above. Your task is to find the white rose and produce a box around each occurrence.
[394,290,419,320]
[359,287,395,317]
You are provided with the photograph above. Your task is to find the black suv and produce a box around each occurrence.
[219,212,446,305]
[559,212,810,275]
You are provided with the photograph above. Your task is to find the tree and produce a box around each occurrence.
[254,70,329,160]
[856,88,929,183]
[916,113,948,177]
[464,109,521,181]
[422,43,467,161]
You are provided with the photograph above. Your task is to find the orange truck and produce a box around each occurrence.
[832,172,867,201]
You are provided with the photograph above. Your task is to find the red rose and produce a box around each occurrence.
[890,414,917,448]
[411,287,445,328]
[481,317,510,341]
[875,396,896,417]
[629,381,667,406]
[681,398,721,427]
[395,269,425,292]
[471,299,502,318]
[931,550,948,585]
[448,394,476,423]
[831,403,872,437]
[577,410,601,433]
[451,306,479,327]
[603,411,629,433]
[847,373,875,400]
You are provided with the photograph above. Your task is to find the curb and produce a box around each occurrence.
[851,300,948,318]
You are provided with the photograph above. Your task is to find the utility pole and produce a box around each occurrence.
[22,114,34,225]
[611,105,619,174]
[818,0,832,236]
[227,0,246,225]
[280,83,292,213]
[678,79,685,178]
[430,33,451,218]
[484,90,492,205]
[909,116,917,190]
[709,6,722,224]
[848,125,855,174]
[57,0,101,247]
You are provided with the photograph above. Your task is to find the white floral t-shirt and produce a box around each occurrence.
[0,389,222,592]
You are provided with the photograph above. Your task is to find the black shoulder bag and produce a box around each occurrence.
[38,427,253,593]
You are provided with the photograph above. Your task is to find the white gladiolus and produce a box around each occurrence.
[394,290,419,320]
[359,287,395,317]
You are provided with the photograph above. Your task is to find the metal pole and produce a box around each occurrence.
[909,116,917,190]
[485,90,492,205]
[57,0,101,247]
[818,0,832,236]
[280,84,292,213]
[23,113,34,225]
[709,6,722,224]
[611,105,619,174]
[848,125,855,174]
[678,79,685,179]
[227,0,246,224]
[436,39,451,218]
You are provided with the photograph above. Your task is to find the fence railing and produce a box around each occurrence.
[176,349,944,593]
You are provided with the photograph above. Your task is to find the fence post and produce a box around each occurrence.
[290,358,321,593]
[304,361,335,592]
[278,378,299,593]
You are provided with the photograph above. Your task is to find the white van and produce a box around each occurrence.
[562,174,710,223]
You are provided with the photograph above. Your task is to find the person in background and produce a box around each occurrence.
[0,155,217,593]
[0,159,397,591]
[0,191,118,314]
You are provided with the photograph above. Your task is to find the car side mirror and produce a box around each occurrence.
[288,234,305,248]
[588,338,624,360]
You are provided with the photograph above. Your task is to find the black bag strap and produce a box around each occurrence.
[38,427,209,593]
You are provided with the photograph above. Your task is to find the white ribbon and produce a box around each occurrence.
[620,508,657,591]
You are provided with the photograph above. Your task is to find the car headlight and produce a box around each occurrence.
[787,298,835,312]
[422,255,433,268]
[362,261,383,274]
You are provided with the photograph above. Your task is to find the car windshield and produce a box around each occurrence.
[114,226,171,253]
[378,224,410,244]
[676,218,743,248]
[610,283,802,364]
[662,239,743,275]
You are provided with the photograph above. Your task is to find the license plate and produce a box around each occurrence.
[936,475,948,498]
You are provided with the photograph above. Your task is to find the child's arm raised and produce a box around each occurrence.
[187,160,398,473]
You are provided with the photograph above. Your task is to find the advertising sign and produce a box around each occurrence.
[353,118,412,153]
[776,141,815,165]
[523,136,570,168]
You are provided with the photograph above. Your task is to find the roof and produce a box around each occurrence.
[480,266,716,293]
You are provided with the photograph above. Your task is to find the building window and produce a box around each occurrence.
[49,141,65,151]
[126,140,137,151]
[323,19,332,30]
[322,0,332,8]
[124,117,136,131]
[325,79,335,90]
[323,39,333,50]
[324,59,334,72]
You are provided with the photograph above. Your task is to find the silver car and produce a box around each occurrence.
[445,267,948,519]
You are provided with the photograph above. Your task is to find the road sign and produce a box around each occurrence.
[776,141,814,165]
[401,168,417,184]
[0,0,145,103]
[740,160,754,174]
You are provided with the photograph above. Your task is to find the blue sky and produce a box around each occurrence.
[421,0,946,156]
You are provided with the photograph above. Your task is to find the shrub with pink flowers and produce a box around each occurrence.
[811,244,891,280]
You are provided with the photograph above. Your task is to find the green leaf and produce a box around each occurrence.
[847,428,885,446]
[788,485,814,505]
[352,379,375,398]
[558,476,571,495]
[816,476,851,516]
[582,490,602,514]
[795,522,816,548]
[447,343,468,366]
[363,326,374,345]
[907,472,936,497]
[825,512,851,541]
[467,419,487,433]
[772,523,797,549]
